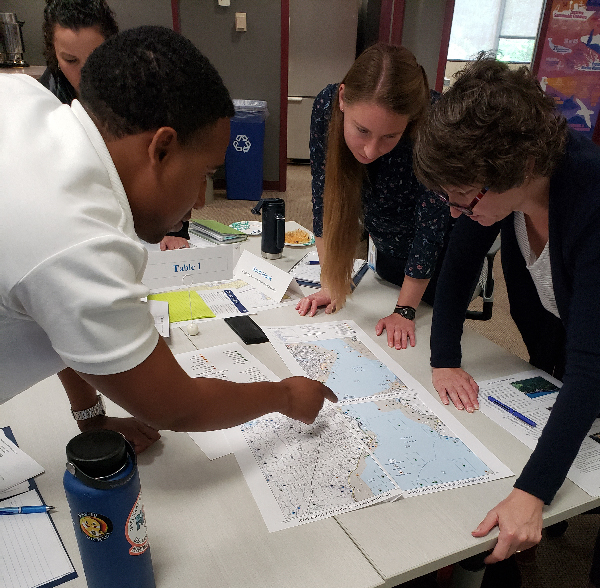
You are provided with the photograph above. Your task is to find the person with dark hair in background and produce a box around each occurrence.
[296,43,450,352]
[39,0,118,104]
[414,54,600,586]
[39,0,189,252]
[0,27,336,448]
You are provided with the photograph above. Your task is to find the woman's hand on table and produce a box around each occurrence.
[375,313,416,349]
[296,288,336,316]
[472,488,544,563]
[432,367,479,412]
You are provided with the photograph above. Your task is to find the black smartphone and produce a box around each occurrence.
[224,315,269,345]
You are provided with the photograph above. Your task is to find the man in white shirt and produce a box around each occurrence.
[0,26,336,442]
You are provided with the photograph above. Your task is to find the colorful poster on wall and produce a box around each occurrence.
[536,1,600,138]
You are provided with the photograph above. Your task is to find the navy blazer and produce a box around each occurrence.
[430,130,600,503]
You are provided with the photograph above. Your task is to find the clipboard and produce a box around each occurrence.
[0,427,78,588]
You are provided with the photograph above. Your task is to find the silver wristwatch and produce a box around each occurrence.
[71,394,106,421]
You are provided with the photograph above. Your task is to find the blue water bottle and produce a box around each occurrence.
[63,430,156,588]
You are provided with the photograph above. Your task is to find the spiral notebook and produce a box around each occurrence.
[0,427,77,588]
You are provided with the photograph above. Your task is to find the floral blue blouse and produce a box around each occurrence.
[310,83,449,279]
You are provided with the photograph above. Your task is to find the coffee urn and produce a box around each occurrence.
[0,13,28,67]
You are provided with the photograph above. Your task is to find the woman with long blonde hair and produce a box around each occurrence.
[296,43,449,350]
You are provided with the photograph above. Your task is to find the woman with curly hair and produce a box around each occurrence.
[414,53,600,580]
[296,43,450,351]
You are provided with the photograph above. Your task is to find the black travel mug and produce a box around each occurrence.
[251,198,286,259]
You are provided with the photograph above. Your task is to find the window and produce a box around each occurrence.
[447,0,546,64]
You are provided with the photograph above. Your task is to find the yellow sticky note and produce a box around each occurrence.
[148,291,215,323]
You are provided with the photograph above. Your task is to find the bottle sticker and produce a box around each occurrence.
[126,492,150,555]
[78,513,113,542]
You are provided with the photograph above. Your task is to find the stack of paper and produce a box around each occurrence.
[0,429,44,499]
[189,220,247,244]
[289,251,369,288]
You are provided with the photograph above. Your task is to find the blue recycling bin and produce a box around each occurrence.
[225,100,269,200]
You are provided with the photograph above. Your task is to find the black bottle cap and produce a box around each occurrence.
[66,430,127,478]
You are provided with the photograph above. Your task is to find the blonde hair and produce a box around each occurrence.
[321,43,429,307]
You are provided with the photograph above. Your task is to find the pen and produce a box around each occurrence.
[307,260,320,265]
[487,395,537,427]
[0,505,54,515]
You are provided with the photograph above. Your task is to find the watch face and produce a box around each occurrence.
[394,306,415,320]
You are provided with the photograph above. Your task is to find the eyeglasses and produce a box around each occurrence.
[435,187,489,216]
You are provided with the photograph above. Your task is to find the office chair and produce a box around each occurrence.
[466,236,501,321]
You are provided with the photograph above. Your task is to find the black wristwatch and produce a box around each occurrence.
[393,305,416,321]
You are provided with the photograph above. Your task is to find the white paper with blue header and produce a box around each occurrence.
[479,370,600,497]
[232,250,303,303]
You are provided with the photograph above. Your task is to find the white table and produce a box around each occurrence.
[3,236,598,588]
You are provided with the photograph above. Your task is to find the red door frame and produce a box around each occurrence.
[171,0,180,33]
[530,0,552,77]
[278,0,289,192]
[379,0,405,46]
[378,0,455,94]
[435,0,455,93]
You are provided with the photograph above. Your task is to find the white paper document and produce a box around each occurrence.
[479,370,600,497]
[225,320,512,532]
[175,344,280,459]
[147,299,169,338]
[194,279,288,315]
[0,430,44,495]
[149,251,303,328]
[233,250,303,303]
[142,239,240,289]
[0,489,76,588]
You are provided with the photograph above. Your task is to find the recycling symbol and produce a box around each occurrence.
[233,134,252,153]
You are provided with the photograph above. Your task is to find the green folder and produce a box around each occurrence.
[148,291,215,323]
[189,219,247,242]
[192,219,244,236]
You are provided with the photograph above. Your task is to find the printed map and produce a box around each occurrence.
[285,336,407,403]
[341,397,492,497]
[228,321,512,531]
[241,403,400,527]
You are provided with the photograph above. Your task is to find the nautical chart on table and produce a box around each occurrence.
[176,343,280,460]
[225,320,513,531]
